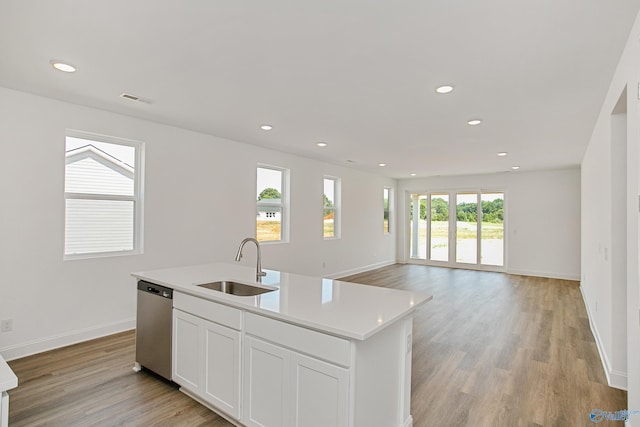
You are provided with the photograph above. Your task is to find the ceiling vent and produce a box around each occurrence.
[120,92,154,104]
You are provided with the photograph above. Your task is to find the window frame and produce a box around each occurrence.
[323,176,341,239]
[64,129,144,260]
[256,164,289,243]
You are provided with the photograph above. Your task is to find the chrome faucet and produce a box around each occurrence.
[235,237,267,282]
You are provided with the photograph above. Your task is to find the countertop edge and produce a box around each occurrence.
[0,355,18,392]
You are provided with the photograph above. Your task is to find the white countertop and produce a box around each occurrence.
[132,262,432,340]
[0,355,17,393]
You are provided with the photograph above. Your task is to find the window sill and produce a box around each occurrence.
[64,249,142,261]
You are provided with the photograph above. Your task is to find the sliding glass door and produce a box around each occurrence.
[480,192,504,266]
[430,194,449,262]
[455,192,478,264]
[409,190,505,269]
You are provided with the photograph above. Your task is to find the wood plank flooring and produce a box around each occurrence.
[341,265,627,426]
[7,264,626,426]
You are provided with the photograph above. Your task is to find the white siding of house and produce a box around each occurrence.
[65,153,133,196]
[64,199,134,255]
[64,147,136,255]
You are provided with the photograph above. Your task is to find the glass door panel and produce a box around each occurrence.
[429,194,449,262]
[480,192,504,266]
[409,194,427,259]
[456,193,478,264]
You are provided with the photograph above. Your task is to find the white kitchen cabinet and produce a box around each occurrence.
[202,318,241,418]
[243,313,350,427]
[243,336,349,427]
[243,336,290,427]
[173,310,201,392]
[172,292,242,420]
[290,352,349,427]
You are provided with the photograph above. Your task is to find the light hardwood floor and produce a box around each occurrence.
[8,265,626,426]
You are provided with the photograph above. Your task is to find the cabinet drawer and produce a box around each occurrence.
[245,313,351,367]
[174,292,242,330]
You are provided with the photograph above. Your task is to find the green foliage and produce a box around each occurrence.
[383,197,389,220]
[430,198,448,221]
[456,202,477,222]
[481,198,503,223]
[410,195,503,224]
[324,194,334,217]
[258,187,281,201]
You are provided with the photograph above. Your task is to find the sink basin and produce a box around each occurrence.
[197,280,275,296]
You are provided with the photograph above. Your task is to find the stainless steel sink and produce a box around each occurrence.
[197,280,275,296]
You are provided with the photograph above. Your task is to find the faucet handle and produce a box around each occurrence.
[258,271,267,277]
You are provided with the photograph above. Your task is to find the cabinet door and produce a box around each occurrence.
[243,336,290,427]
[202,319,241,419]
[290,353,349,427]
[172,310,201,392]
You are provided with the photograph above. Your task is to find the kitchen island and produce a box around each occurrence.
[132,262,431,427]
[0,355,18,427]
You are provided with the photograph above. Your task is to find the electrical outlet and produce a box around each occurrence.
[1,319,12,332]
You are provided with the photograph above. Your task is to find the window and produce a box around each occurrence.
[323,177,340,239]
[256,166,288,242]
[383,187,391,234]
[64,131,143,258]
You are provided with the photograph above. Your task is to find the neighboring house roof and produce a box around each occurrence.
[65,144,134,176]
[65,144,134,195]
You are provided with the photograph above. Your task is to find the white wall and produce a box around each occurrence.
[581,9,640,417]
[396,169,581,280]
[0,87,396,360]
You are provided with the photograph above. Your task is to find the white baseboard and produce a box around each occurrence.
[507,268,580,281]
[609,370,628,390]
[0,318,135,361]
[401,415,413,427]
[325,260,396,279]
[579,286,627,390]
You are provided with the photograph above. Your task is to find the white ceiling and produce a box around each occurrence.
[1,1,638,179]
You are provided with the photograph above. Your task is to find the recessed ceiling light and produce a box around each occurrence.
[511,166,520,170]
[50,60,76,73]
[378,163,387,167]
[410,173,417,176]
[316,142,327,147]
[260,124,273,131]
[435,85,454,94]
[497,152,508,157]
[467,119,482,126]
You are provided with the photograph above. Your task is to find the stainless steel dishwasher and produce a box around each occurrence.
[136,280,173,380]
